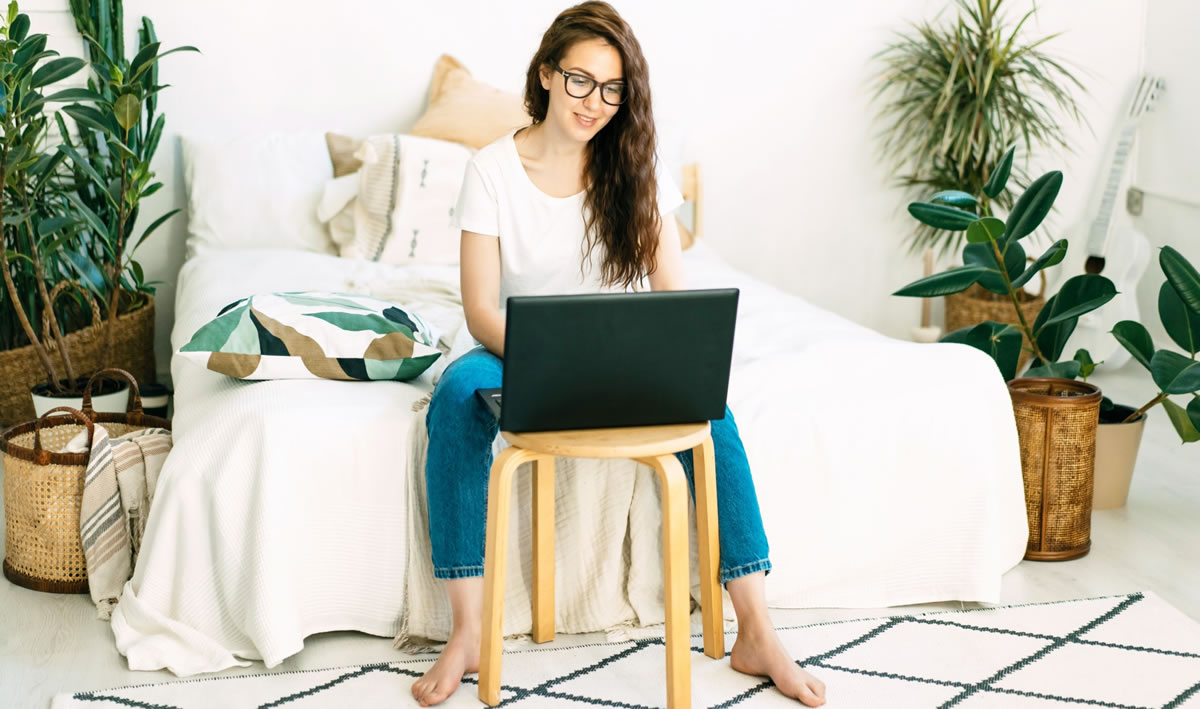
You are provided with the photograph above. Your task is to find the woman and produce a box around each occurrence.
[412,3,826,706]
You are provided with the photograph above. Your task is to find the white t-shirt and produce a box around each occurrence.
[452,129,684,306]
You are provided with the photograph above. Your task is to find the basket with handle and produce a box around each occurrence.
[1,369,170,593]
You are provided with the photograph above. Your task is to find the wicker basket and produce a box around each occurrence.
[1008,377,1101,561]
[1,369,170,593]
[946,269,1046,371]
[0,289,156,427]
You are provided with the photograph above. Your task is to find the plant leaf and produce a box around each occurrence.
[1004,170,1063,243]
[1159,281,1200,355]
[984,145,1016,199]
[1160,245,1200,315]
[1111,320,1155,371]
[1163,399,1200,444]
[30,56,86,88]
[941,321,1023,381]
[38,86,104,103]
[1189,397,1200,435]
[1150,350,1200,395]
[1012,239,1067,289]
[1025,360,1082,380]
[1038,274,1117,328]
[893,265,988,297]
[1073,348,1097,379]
[965,216,1006,244]
[908,202,978,231]
[930,190,978,209]
[128,208,179,255]
[964,240,1025,294]
[113,93,139,132]
[9,12,29,42]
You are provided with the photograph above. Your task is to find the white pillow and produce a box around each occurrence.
[318,134,472,266]
[181,133,336,257]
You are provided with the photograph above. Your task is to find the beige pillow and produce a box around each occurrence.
[409,54,532,150]
[325,132,363,178]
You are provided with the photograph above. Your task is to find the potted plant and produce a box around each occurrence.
[873,0,1087,364]
[0,2,135,418]
[893,155,1116,560]
[1076,246,1200,508]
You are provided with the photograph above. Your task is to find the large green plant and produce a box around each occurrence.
[873,0,1085,256]
[893,146,1116,381]
[1,2,95,392]
[59,0,196,366]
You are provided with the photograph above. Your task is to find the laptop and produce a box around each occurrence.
[476,288,738,433]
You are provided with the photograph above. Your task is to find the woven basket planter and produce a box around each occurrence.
[946,277,1045,371]
[1,370,169,594]
[0,295,156,427]
[1008,377,1102,561]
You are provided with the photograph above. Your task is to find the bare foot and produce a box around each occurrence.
[730,625,826,706]
[410,629,481,706]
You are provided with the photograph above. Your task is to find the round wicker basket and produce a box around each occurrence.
[1,370,170,594]
[1008,377,1102,561]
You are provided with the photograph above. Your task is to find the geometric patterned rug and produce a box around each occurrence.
[52,592,1200,708]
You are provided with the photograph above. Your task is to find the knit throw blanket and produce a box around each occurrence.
[75,425,172,619]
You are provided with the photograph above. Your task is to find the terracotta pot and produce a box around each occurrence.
[1093,405,1147,510]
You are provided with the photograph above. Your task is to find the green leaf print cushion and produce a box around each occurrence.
[178,291,441,381]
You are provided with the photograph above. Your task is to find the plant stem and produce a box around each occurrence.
[989,237,1049,364]
[1125,392,1168,424]
[102,144,130,369]
[20,172,77,384]
[0,147,63,391]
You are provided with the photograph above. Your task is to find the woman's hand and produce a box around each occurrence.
[460,230,507,357]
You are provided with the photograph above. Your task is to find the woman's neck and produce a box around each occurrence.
[519,121,588,164]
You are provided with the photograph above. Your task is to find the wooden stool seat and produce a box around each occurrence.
[479,422,723,709]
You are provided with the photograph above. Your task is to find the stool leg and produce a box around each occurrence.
[532,455,556,643]
[639,454,692,709]
[692,435,724,659]
[479,446,539,707]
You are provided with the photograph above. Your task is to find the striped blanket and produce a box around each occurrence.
[75,425,172,620]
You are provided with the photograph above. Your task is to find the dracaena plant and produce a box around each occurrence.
[1090,246,1200,444]
[58,0,197,367]
[893,145,1117,382]
[1,2,96,393]
[873,0,1085,257]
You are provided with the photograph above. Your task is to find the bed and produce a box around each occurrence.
[109,132,1029,677]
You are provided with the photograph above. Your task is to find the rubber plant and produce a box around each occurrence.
[59,0,197,368]
[0,1,96,393]
[873,0,1085,256]
[892,146,1117,382]
[1091,246,1200,443]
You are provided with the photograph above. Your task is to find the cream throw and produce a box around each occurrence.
[76,425,172,619]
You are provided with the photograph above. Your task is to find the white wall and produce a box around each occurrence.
[1133,0,1200,349]
[20,0,1146,378]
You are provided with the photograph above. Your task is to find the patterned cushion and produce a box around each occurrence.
[178,292,441,381]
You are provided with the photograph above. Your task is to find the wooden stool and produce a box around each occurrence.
[479,422,724,708]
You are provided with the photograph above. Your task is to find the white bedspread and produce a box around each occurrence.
[111,243,1028,675]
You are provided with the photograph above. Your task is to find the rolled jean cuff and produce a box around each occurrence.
[433,565,485,580]
[721,559,772,585]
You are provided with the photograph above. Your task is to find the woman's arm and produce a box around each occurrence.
[460,230,507,357]
[647,213,685,292]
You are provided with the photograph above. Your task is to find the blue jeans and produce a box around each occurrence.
[425,346,772,584]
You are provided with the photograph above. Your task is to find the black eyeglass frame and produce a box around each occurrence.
[552,64,628,105]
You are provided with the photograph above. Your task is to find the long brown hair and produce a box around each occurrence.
[524,1,660,289]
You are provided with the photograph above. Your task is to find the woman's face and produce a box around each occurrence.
[540,38,624,142]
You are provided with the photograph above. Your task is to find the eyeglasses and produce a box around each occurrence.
[552,64,627,105]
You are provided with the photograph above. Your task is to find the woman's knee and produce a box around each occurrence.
[430,348,502,413]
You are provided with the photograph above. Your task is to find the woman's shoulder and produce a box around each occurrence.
[470,129,522,172]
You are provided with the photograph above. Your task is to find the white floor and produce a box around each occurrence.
[1,360,1198,708]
